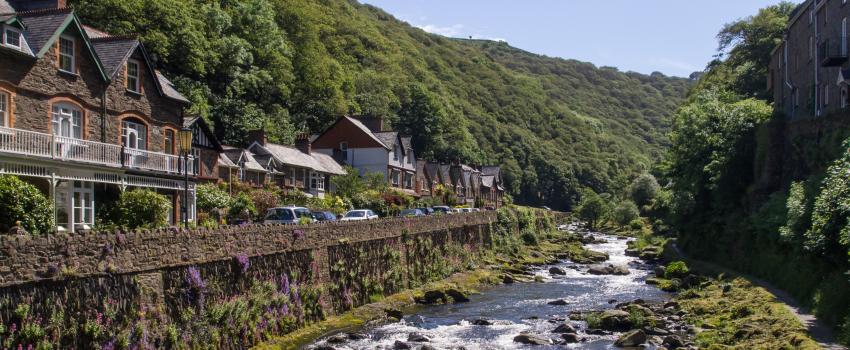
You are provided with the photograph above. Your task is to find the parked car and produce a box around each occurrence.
[460,207,473,213]
[312,211,338,222]
[340,209,379,221]
[264,206,315,225]
[416,207,435,215]
[399,208,426,217]
[432,206,450,214]
[449,208,462,214]
[470,208,481,212]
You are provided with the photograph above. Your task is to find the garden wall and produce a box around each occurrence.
[0,210,561,348]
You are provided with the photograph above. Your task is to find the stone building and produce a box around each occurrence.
[770,0,850,119]
[0,1,197,231]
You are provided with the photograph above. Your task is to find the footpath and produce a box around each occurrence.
[671,243,846,350]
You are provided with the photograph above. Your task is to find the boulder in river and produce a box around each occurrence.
[393,340,411,349]
[547,299,569,306]
[326,334,348,344]
[470,319,493,326]
[614,329,647,347]
[445,289,470,302]
[385,308,404,320]
[513,333,551,345]
[407,333,430,342]
[552,323,576,334]
[561,333,580,343]
[314,346,336,350]
[662,335,684,348]
[600,309,633,331]
[587,264,630,276]
[416,290,448,304]
[502,274,515,284]
[549,267,567,275]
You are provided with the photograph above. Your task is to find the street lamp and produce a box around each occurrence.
[178,127,193,228]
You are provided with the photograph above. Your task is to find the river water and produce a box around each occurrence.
[309,231,670,349]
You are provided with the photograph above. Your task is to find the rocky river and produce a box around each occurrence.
[307,227,693,349]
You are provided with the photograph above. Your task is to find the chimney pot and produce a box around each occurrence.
[248,130,267,146]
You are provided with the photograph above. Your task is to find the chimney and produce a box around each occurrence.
[295,133,311,154]
[354,115,384,132]
[248,129,267,146]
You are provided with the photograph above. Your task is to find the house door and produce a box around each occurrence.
[71,181,95,232]
[51,103,83,158]
[122,119,147,167]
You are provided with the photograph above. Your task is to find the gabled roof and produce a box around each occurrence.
[90,35,139,78]
[312,116,390,150]
[221,146,266,173]
[374,131,399,150]
[481,175,495,188]
[16,8,109,81]
[425,162,441,182]
[156,70,190,103]
[184,116,223,151]
[251,142,346,175]
[0,0,14,13]
[438,164,451,184]
[481,166,501,177]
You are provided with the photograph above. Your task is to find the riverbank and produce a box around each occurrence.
[256,221,594,349]
[626,229,829,349]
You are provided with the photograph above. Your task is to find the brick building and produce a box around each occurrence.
[0,1,197,231]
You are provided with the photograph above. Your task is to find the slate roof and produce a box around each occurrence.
[481,166,501,177]
[374,131,399,150]
[400,136,412,151]
[91,36,139,78]
[425,162,441,182]
[0,0,14,13]
[16,7,72,55]
[156,71,190,103]
[255,143,346,175]
[481,175,495,188]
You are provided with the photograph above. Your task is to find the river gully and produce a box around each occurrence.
[307,225,688,350]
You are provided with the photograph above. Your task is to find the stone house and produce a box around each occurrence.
[769,0,850,119]
[311,116,418,196]
[247,132,346,198]
[0,1,198,232]
[480,166,505,209]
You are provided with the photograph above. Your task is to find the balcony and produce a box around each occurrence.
[0,126,195,175]
[819,38,849,67]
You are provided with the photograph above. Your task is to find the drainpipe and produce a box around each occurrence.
[815,1,820,118]
[101,82,107,142]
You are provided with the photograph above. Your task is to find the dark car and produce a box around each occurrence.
[417,207,435,215]
[399,208,426,217]
[312,211,338,222]
[432,206,450,214]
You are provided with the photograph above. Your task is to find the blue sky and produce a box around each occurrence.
[361,1,787,77]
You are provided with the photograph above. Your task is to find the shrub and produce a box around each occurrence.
[611,200,640,227]
[577,190,607,229]
[0,175,54,235]
[196,184,231,213]
[228,192,257,221]
[629,219,644,230]
[250,189,279,218]
[630,173,661,207]
[520,229,538,246]
[108,189,171,229]
[665,261,690,279]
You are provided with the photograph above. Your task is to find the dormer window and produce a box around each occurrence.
[3,27,21,50]
[127,59,141,93]
[59,35,75,73]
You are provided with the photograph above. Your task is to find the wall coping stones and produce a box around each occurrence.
[0,212,496,288]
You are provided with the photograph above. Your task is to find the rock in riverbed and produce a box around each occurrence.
[587,264,630,275]
[470,319,493,326]
[599,309,633,331]
[513,333,551,345]
[547,299,569,306]
[407,333,430,342]
[614,329,647,347]
[560,333,580,343]
[549,267,567,275]
[445,288,470,302]
[552,323,577,334]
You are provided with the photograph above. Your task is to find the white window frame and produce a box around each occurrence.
[121,119,147,150]
[51,103,82,139]
[310,171,324,190]
[3,26,21,50]
[126,59,141,93]
[289,168,295,186]
[59,35,75,73]
[0,91,7,128]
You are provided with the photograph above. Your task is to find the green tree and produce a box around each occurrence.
[630,173,661,207]
[611,200,640,227]
[330,166,367,199]
[196,184,231,213]
[0,175,54,235]
[577,190,607,229]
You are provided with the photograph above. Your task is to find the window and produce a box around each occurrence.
[310,172,324,190]
[404,172,413,188]
[164,129,175,154]
[391,170,400,186]
[4,27,21,49]
[809,36,814,60]
[339,141,348,161]
[289,168,295,186]
[59,35,75,73]
[121,119,147,150]
[407,151,413,164]
[393,146,399,161]
[51,103,82,138]
[0,91,7,127]
[126,59,141,93]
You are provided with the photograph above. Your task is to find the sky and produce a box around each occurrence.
[361,1,788,77]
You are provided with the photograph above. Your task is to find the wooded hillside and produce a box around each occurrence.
[70,0,692,209]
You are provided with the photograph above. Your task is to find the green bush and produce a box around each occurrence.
[228,192,257,221]
[109,189,171,229]
[611,200,640,227]
[0,175,54,235]
[250,189,280,219]
[630,173,660,207]
[629,219,644,230]
[665,261,690,279]
[196,184,231,213]
[520,229,538,246]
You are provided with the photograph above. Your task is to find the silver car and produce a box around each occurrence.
[263,206,315,225]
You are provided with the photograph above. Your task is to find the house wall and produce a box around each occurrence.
[315,147,387,177]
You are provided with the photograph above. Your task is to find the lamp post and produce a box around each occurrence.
[178,127,193,228]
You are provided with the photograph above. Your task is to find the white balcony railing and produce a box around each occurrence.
[0,126,195,175]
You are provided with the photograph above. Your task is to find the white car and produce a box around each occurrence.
[340,209,379,221]
[263,206,315,225]
[448,208,462,214]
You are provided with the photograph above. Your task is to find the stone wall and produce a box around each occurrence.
[0,212,497,321]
